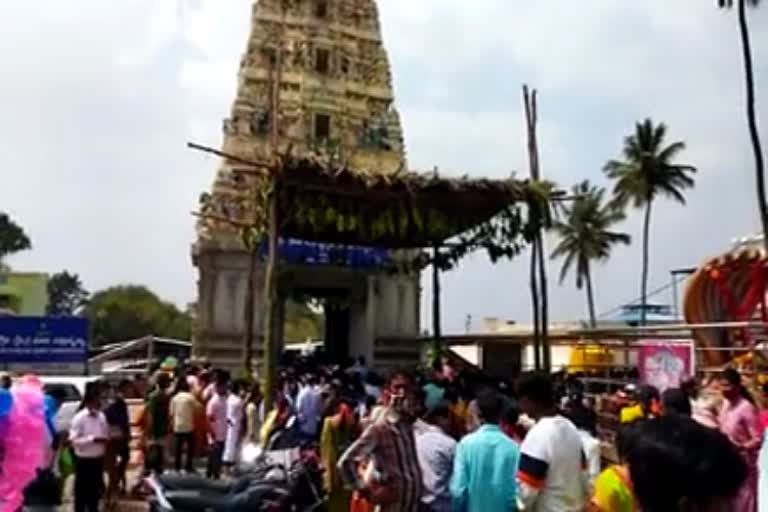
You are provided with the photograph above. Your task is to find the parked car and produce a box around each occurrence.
[38,376,100,432]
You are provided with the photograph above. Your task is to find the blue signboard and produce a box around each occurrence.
[259,238,392,269]
[0,316,88,364]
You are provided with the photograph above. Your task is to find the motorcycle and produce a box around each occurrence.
[264,415,304,451]
[22,468,61,512]
[146,445,324,511]
[146,474,292,512]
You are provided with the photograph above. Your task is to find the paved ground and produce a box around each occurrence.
[57,460,150,511]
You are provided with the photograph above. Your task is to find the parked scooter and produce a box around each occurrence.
[146,444,324,511]
[264,415,303,451]
[22,468,61,512]
[146,474,292,512]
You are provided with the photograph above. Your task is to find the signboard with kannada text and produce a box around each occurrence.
[0,316,88,364]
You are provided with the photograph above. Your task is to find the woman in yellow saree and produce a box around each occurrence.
[590,465,635,512]
[589,423,639,512]
[319,396,358,512]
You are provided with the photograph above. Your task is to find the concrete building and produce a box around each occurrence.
[449,318,586,375]
[0,272,48,315]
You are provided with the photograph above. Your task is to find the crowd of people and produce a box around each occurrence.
[11,355,768,512]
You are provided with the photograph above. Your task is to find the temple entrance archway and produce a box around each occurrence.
[284,287,352,364]
[279,263,371,365]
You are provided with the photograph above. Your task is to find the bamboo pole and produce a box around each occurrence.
[242,246,257,376]
[538,228,551,372]
[523,85,550,372]
[262,186,279,412]
[432,243,442,370]
[523,86,542,370]
[529,238,542,370]
[262,7,285,412]
[186,142,271,170]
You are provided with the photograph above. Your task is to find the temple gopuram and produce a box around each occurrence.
[192,0,421,371]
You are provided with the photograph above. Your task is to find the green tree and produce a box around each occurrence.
[47,271,89,316]
[604,119,696,325]
[0,213,31,268]
[283,299,324,343]
[83,285,191,345]
[551,181,631,328]
[718,0,766,249]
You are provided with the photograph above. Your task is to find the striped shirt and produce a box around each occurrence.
[338,412,423,512]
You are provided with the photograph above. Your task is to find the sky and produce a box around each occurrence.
[1,0,767,333]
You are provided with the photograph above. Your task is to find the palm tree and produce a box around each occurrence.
[719,0,766,249]
[551,181,631,328]
[604,119,697,326]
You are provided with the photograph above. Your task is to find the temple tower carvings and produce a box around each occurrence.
[193,0,420,370]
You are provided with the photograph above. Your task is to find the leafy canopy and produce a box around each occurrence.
[0,213,31,264]
[603,118,696,208]
[83,285,191,346]
[551,181,631,288]
[47,271,90,316]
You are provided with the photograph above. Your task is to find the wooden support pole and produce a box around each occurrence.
[242,247,257,377]
[538,228,551,372]
[529,238,542,370]
[523,84,550,372]
[146,335,155,374]
[523,86,542,371]
[432,243,442,370]
[187,142,272,170]
[262,187,279,412]
[262,5,285,412]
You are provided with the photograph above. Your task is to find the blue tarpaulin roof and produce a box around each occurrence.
[614,304,676,324]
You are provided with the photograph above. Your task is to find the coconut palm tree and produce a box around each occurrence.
[719,0,766,249]
[551,181,631,328]
[604,119,697,325]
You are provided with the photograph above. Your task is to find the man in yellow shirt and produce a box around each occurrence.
[169,379,200,472]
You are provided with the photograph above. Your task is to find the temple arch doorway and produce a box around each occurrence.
[279,262,371,366]
[284,287,353,364]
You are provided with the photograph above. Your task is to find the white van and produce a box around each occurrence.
[38,376,100,432]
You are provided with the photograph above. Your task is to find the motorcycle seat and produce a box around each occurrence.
[158,474,250,495]
[165,484,291,512]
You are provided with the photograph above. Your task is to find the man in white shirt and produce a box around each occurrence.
[295,373,323,439]
[516,372,588,512]
[69,383,109,512]
[564,402,601,492]
[414,401,457,512]
[223,380,245,468]
[206,372,230,478]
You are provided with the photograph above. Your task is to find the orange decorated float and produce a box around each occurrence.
[684,245,768,371]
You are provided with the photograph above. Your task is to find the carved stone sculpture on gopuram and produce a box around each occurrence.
[198,0,407,245]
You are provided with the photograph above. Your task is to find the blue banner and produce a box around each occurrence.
[259,238,392,269]
[0,316,89,364]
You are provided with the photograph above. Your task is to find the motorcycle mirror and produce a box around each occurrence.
[145,475,173,511]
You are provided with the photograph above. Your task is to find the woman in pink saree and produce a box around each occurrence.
[718,368,761,512]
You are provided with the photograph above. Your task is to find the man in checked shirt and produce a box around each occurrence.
[338,370,423,512]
